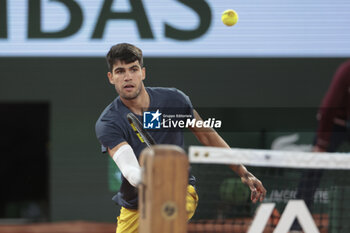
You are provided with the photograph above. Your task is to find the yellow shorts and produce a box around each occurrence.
[116,185,198,233]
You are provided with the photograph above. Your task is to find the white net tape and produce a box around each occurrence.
[189,146,350,169]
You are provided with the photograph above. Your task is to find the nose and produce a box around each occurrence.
[123,71,132,81]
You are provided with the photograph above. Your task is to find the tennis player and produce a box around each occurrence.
[95,43,266,233]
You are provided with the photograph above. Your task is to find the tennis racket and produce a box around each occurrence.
[127,112,156,147]
[127,112,156,218]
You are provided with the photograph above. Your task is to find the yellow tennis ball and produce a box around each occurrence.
[221,9,238,26]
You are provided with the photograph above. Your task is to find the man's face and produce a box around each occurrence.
[107,60,146,100]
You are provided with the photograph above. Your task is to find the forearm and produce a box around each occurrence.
[229,164,251,178]
[195,128,229,148]
[191,110,266,202]
[191,110,252,178]
[197,129,265,203]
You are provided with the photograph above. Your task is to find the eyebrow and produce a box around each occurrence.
[128,65,140,70]
[114,67,124,72]
[114,65,139,73]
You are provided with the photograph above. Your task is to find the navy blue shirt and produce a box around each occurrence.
[95,87,196,209]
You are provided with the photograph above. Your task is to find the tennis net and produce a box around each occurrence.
[187,146,350,233]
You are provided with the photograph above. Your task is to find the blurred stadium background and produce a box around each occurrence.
[0,0,349,232]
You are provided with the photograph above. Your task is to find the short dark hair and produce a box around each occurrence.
[106,43,143,72]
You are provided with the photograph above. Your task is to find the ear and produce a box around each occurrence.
[141,67,146,81]
[107,72,114,84]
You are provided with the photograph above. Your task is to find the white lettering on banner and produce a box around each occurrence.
[162,118,221,129]
[314,190,329,204]
[186,119,196,128]
[1,0,350,57]
[248,200,320,233]
[265,189,329,204]
[247,203,275,233]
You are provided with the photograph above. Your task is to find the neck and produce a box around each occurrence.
[120,86,149,115]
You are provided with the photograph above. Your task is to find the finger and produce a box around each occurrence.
[251,183,264,203]
[260,193,265,202]
[255,188,264,202]
[251,188,258,203]
[257,191,265,202]
[243,178,264,203]
[259,183,267,193]
[257,187,267,202]
[261,188,267,202]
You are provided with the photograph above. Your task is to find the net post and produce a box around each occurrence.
[139,145,188,233]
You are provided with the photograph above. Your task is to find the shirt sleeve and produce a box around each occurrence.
[95,121,126,153]
[316,61,350,150]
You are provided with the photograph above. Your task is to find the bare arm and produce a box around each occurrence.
[189,110,266,203]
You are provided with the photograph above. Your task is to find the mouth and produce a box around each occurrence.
[123,84,135,91]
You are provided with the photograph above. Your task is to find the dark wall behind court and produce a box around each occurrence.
[0,57,346,222]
